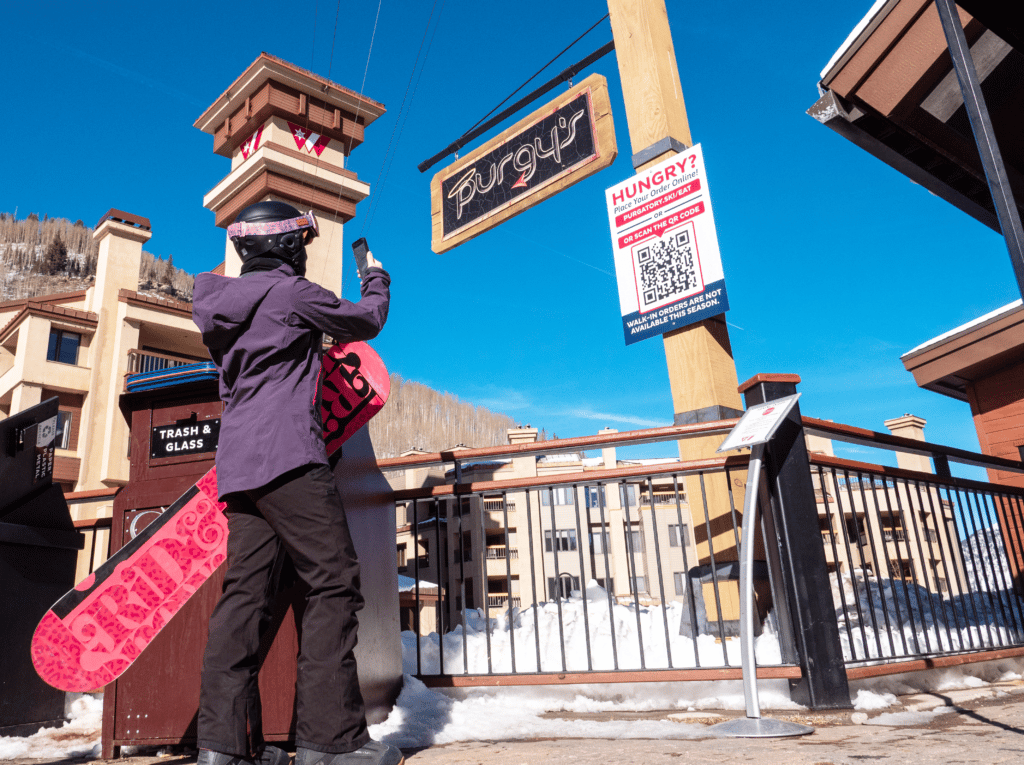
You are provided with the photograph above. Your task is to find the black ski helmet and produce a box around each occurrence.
[227,201,319,275]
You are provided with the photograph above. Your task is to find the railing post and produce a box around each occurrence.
[739,374,852,709]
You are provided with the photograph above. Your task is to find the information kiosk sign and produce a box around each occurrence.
[716,394,801,453]
[711,391,813,739]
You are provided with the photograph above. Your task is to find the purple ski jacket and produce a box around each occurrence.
[191,263,390,498]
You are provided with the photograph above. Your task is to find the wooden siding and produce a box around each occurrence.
[969,359,1024,487]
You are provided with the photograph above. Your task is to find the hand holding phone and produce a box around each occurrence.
[352,237,383,281]
[352,237,369,280]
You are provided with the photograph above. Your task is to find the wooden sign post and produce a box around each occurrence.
[607,0,748,618]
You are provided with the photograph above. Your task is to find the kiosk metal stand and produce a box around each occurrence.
[708,394,813,738]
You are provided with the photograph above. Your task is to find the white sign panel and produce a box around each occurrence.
[605,143,729,345]
[717,394,802,453]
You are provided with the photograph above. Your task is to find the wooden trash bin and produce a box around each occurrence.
[102,369,401,757]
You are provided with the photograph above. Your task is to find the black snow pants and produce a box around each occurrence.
[198,463,369,756]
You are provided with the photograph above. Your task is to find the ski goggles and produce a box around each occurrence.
[227,210,320,243]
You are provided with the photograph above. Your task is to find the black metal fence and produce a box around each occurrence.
[389,425,795,682]
[812,455,1024,666]
[387,410,1024,693]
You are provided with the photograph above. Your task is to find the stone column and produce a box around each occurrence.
[194,53,387,295]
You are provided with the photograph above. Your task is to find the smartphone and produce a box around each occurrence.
[352,237,369,278]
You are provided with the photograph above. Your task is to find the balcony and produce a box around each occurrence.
[126,348,206,384]
[485,547,518,560]
[486,595,522,608]
[640,490,687,506]
[482,498,516,513]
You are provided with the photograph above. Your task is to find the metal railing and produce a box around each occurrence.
[387,412,1024,689]
[386,419,800,684]
[810,452,1024,667]
[71,515,113,578]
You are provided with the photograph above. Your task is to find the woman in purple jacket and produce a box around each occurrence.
[191,201,402,765]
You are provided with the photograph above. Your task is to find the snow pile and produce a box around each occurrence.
[367,675,790,749]
[830,569,1024,663]
[851,658,1024,701]
[853,689,898,710]
[962,527,1016,593]
[0,695,101,761]
[404,580,782,675]
[863,707,954,726]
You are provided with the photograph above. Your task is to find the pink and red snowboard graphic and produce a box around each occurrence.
[32,341,389,692]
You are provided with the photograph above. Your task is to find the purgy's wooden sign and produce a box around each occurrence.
[431,74,616,254]
[150,419,220,458]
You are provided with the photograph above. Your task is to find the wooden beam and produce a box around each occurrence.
[608,0,743,568]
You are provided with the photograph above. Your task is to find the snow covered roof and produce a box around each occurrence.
[902,300,1024,359]
[819,0,894,82]
[398,574,437,593]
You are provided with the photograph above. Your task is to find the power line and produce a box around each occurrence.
[361,0,446,235]
[464,13,609,138]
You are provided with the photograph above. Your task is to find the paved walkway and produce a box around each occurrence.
[405,683,1024,764]
[9,682,1024,765]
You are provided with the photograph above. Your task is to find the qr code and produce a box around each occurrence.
[635,226,702,309]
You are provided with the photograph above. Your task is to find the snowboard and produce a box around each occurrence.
[31,341,390,692]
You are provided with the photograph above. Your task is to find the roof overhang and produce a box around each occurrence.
[809,0,1024,232]
[194,53,386,157]
[900,299,1024,400]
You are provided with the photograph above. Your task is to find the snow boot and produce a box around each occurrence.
[197,745,291,765]
[294,741,403,765]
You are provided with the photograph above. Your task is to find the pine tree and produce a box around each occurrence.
[42,233,69,275]
[162,254,175,286]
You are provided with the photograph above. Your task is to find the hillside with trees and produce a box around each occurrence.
[369,376,518,458]
[0,212,194,302]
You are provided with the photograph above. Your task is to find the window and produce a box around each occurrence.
[624,523,645,554]
[56,411,73,450]
[673,572,687,596]
[630,576,647,595]
[547,575,580,600]
[419,539,429,568]
[589,527,610,554]
[889,559,913,579]
[594,577,614,592]
[47,329,81,365]
[620,484,638,507]
[668,524,690,547]
[397,543,407,569]
[540,486,575,506]
[584,485,606,509]
[545,529,577,552]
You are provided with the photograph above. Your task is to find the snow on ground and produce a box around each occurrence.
[0,695,101,761]
[402,580,782,676]
[368,676,716,748]
[861,707,954,726]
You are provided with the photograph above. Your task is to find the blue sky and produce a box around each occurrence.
[2,1,1018,465]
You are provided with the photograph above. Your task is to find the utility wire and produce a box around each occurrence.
[418,39,614,173]
[310,1,319,71]
[361,0,446,235]
[463,13,609,138]
[316,0,383,286]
